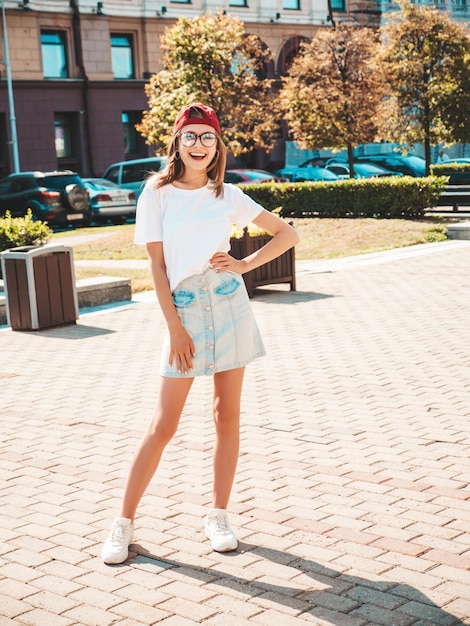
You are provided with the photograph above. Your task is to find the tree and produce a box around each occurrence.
[379,1,470,175]
[137,10,281,161]
[280,25,384,177]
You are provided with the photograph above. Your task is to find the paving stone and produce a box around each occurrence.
[1,241,469,625]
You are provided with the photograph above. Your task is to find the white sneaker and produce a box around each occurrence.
[205,509,238,552]
[102,518,134,564]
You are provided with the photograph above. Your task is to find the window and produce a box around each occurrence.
[283,0,300,8]
[54,113,80,171]
[122,111,142,157]
[229,0,248,6]
[170,0,190,3]
[330,0,346,9]
[111,34,135,79]
[41,31,68,78]
[54,114,73,158]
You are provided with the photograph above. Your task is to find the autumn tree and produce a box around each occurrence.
[379,1,470,175]
[137,10,280,160]
[280,25,384,177]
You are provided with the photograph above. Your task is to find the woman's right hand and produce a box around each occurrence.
[168,325,196,374]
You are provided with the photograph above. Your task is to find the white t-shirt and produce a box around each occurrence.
[134,180,264,292]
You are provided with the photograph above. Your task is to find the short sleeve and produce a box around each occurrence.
[133,182,163,244]
[225,184,264,229]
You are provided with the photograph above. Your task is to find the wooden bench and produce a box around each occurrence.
[437,185,470,212]
[230,230,296,297]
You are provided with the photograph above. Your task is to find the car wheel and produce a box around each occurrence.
[64,184,89,212]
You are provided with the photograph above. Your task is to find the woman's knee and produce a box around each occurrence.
[213,404,240,437]
[146,414,179,445]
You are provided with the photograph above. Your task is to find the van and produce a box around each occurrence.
[102,156,167,197]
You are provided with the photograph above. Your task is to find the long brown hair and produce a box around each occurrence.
[151,107,227,198]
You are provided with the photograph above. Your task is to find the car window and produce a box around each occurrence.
[41,175,82,189]
[122,161,162,184]
[311,168,339,180]
[404,156,425,167]
[380,160,399,171]
[104,166,120,184]
[10,176,37,193]
[328,165,347,175]
[225,173,243,183]
[0,179,13,194]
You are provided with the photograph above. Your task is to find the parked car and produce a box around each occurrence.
[83,178,137,224]
[274,164,339,182]
[440,158,470,164]
[225,169,287,184]
[325,162,402,179]
[102,156,167,197]
[354,154,426,177]
[0,170,92,227]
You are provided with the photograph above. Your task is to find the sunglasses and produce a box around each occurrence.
[179,131,218,148]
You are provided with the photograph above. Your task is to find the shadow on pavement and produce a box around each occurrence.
[252,288,335,304]
[129,542,463,625]
[23,324,116,339]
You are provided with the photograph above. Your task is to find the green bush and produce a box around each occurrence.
[431,163,470,185]
[241,176,447,219]
[0,210,52,253]
[431,163,470,174]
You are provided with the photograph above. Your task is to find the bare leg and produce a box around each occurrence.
[120,376,194,521]
[212,367,245,509]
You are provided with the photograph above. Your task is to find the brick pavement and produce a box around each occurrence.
[0,241,469,626]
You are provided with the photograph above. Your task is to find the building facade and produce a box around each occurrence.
[0,0,468,177]
[0,0,337,177]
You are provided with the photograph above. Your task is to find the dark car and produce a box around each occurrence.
[0,170,92,227]
[325,162,402,179]
[354,154,426,177]
[224,169,288,184]
[83,178,136,224]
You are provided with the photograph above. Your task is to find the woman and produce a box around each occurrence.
[102,103,299,564]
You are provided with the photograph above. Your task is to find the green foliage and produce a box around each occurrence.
[137,10,280,157]
[431,163,470,174]
[0,210,52,253]
[239,177,447,219]
[280,25,384,170]
[431,163,470,185]
[379,1,470,172]
[422,224,447,243]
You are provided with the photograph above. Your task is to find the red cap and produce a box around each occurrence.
[173,103,221,136]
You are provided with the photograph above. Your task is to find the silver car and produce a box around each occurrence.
[83,178,137,225]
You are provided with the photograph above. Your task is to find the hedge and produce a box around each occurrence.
[241,176,448,219]
[431,163,470,185]
[431,163,470,174]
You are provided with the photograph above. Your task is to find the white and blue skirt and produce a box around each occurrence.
[160,269,266,378]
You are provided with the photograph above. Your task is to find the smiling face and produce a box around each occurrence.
[178,123,218,176]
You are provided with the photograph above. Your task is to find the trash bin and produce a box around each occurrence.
[0,244,78,330]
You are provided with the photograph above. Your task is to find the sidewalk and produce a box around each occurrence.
[0,241,469,625]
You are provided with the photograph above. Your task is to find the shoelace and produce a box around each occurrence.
[211,515,230,534]
[110,524,127,545]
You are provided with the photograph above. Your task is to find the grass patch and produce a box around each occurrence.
[74,266,152,293]
[54,224,146,260]
[63,216,452,293]
[290,217,448,260]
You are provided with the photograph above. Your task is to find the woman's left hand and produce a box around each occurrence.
[209,252,245,274]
